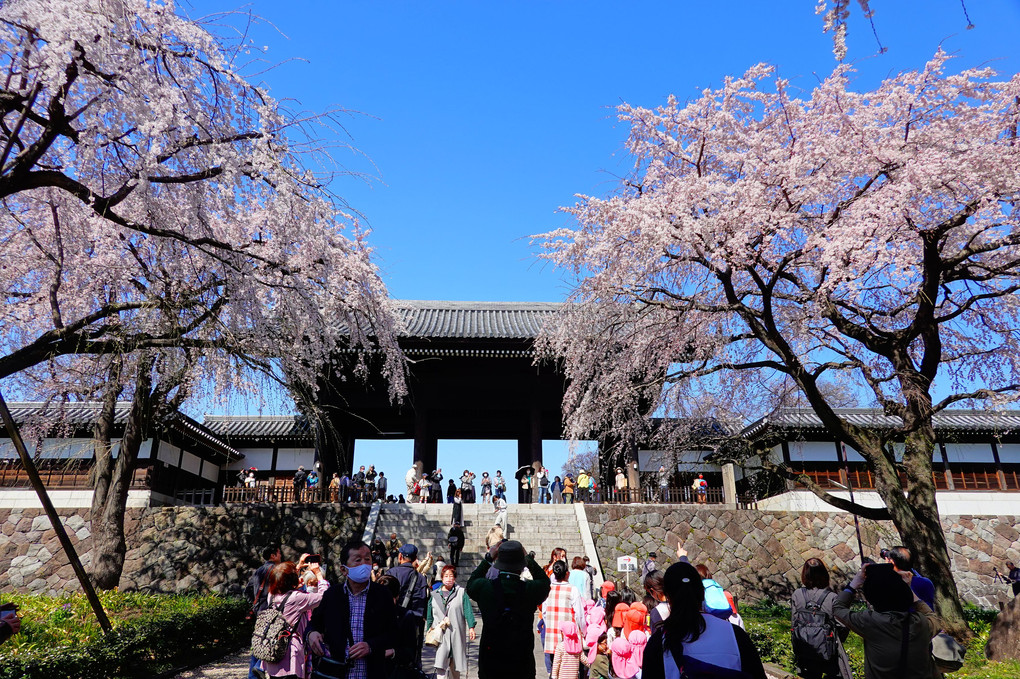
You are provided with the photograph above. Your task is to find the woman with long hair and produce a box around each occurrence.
[642,561,766,679]
[451,488,463,525]
[262,560,329,679]
[791,558,852,679]
[545,548,568,578]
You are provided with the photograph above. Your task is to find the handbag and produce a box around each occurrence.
[424,624,445,647]
[310,655,348,679]
[931,631,966,672]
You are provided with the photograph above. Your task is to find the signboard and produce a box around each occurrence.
[617,555,638,572]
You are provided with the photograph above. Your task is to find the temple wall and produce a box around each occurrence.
[0,505,368,594]
[584,505,1019,609]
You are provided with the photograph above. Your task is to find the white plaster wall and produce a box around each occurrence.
[0,489,157,509]
[756,489,1020,515]
[228,448,273,470]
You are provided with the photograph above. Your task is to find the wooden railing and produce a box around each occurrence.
[790,463,1014,492]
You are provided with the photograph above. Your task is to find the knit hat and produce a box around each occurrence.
[561,621,582,654]
[492,540,527,574]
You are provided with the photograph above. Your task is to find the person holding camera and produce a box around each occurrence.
[262,558,329,678]
[0,602,20,645]
[467,540,551,679]
[1007,561,1020,596]
[308,540,396,679]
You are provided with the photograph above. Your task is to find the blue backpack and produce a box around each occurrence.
[702,579,732,619]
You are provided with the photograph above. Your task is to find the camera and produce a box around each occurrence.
[879,548,890,560]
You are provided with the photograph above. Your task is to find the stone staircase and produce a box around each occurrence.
[372,503,591,584]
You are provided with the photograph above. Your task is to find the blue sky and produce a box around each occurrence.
[183,0,1020,497]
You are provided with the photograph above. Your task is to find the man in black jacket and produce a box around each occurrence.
[309,540,397,679]
[386,543,429,667]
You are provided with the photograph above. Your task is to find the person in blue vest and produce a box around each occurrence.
[642,560,766,679]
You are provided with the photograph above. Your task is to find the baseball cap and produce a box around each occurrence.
[399,544,419,560]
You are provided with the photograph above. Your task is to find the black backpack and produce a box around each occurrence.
[791,588,838,672]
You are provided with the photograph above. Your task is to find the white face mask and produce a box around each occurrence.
[347,563,372,583]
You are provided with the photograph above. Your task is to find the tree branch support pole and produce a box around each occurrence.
[0,389,112,633]
[840,443,866,563]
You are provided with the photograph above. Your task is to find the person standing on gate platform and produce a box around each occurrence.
[520,469,533,504]
[376,471,387,501]
[480,471,493,504]
[431,468,445,504]
[576,470,590,503]
[292,466,307,503]
[467,540,551,679]
[447,478,457,504]
[538,465,551,504]
[494,470,507,500]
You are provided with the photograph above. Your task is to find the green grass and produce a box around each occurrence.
[741,599,1020,679]
[0,591,251,679]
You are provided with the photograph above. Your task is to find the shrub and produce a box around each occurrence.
[0,593,250,679]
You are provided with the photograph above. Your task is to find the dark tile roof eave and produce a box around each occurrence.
[2,402,240,461]
[742,408,1020,439]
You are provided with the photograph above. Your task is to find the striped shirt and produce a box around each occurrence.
[345,582,368,679]
[551,642,582,679]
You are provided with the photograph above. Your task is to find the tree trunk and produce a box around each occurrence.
[90,360,151,590]
[868,428,970,638]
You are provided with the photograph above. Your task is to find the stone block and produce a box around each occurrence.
[987,596,1020,661]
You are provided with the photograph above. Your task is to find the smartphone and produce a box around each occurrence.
[306,554,322,564]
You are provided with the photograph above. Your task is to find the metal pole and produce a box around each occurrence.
[0,390,112,632]
[839,443,867,562]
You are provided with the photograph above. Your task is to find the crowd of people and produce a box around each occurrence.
[235,462,720,507]
[242,517,996,679]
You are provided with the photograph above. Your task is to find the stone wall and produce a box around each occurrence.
[0,505,368,595]
[584,506,1019,609]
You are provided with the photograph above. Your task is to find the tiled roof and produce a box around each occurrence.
[4,401,134,425]
[2,402,241,460]
[202,415,312,439]
[743,407,1020,438]
[394,300,562,339]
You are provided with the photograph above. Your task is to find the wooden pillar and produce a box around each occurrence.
[530,408,542,467]
[938,441,955,490]
[991,441,1007,490]
[413,409,437,472]
[722,462,738,509]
